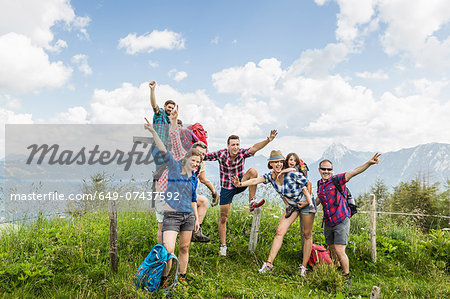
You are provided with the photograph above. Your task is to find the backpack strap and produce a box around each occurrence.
[331,175,345,197]
[161,254,180,293]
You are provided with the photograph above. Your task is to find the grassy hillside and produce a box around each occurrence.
[0,206,448,298]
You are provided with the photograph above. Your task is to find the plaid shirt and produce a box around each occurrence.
[158,128,186,192]
[317,173,350,227]
[263,171,308,204]
[152,107,170,145]
[203,148,254,189]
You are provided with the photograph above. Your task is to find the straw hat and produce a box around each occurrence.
[267,150,284,162]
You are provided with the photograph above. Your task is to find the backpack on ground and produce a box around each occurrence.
[135,244,179,293]
[308,244,332,266]
[188,123,208,146]
[331,175,358,217]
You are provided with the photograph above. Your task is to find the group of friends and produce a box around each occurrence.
[144,81,381,287]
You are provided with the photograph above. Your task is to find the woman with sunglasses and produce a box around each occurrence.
[232,150,316,276]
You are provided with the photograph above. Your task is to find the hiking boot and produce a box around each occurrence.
[299,265,308,277]
[308,203,316,213]
[258,262,273,273]
[285,205,295,218]
[219,244,227,257]
[211,192,219,206]
[343,273,351,286]
[191,227,211,243]
[249,197,265,212]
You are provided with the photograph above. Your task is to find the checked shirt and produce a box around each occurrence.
[152,107,170,145]
[263,171,308,204]
[317,173,350,227]
[203,148,254,189]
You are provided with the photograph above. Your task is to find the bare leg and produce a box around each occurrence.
[196,195,208,225]
[162,230,178,276]
[219,203,231,245]
[333,244,349,274]
[178,230,193,274]
[266,210,299,265]
[241,168,258,202]
[299,213,315,267]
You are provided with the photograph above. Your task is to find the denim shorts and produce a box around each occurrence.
[162,211,195,232]
[324,217,350,245]
[298,197,317,215]
[220,186,247,205]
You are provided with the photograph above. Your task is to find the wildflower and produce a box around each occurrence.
[20,242,24,245]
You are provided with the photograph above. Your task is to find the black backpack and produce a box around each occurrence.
[317,176,358,217]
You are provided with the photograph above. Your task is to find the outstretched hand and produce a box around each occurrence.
[144,123,155,133]
[148,81,156,90]
[268,129,278,142]
[368,153,381,165]
[169,105,179,122]
[232,176,241,187]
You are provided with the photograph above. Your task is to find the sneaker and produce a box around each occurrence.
[249,197,265,212]
[211,192,219,206]
[258,262,273,273]
[308,203,316,213]
[285,205,295,218]
[219,244,227,257]
[191,227,211,243]
[299,265,308,277]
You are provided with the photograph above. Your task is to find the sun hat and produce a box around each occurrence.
[267,150,284,162]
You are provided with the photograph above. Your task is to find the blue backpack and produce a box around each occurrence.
[134,244,179,293]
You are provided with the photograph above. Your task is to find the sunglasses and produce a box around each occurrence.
[320,168,333,171]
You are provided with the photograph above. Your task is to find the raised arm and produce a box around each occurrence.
[144,123,167,154]
[345,153,381,182]
[233,175,265,188]
[249,129,278,155]
[149,81,159,112]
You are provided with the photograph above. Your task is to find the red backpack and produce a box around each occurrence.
[308,244,332,266]
[188,123,208,146]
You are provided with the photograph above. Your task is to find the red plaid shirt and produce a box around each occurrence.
[203,148,254,189]
[317,173,350,227]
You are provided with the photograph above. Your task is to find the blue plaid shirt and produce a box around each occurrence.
[263,171,308,203]
[152,107,170,146]
[162,151,198,213]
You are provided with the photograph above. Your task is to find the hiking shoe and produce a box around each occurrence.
[219,244,227,257]
[285,205,295,218]
[191,227,211,243]
[258,262,273,273]
[211,192,219,206]
[343,273,351,286]
[249,197,265,212]
[299,265,308,277]
[308,203,316,213]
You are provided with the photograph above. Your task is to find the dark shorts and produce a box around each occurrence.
[324,217,350,245]
[220,186,247,205]
[162,211,195,232]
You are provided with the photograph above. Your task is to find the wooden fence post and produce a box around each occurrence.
[109,199,118,273]
[248,207,262,253]
[370,286,381,299]
[370,194,377,264]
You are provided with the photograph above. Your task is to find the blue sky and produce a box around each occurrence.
[1,0,450,161]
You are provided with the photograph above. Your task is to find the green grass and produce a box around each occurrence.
[0,206,448,298]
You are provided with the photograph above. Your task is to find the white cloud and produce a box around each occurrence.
[0,94,21,110]
[118,30,185,55]
[211,36,219,45]
[71,54,92,75]
[232,40,237,44]
[288,43,349,78]
[0,33,72,93]
[48,106,89,124]
[0,0,90,48]
[212,58,285,96]
[148,60,159,68]
[355,70,389,79]
[334,0,376,43]
[168,69,188,82]
[47,39,68,53]
[0,107,34,158]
